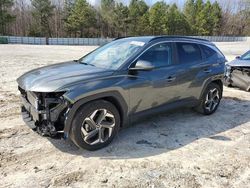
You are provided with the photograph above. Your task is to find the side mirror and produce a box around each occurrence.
[235,56,241,59]
[129,60,154,71]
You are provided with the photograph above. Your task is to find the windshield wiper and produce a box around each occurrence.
[74,59,96,67]
[81,62,96,67]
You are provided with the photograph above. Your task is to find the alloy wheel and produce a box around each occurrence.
[81,109,115,145]
[204,88,220,112]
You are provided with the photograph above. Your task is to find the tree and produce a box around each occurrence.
[184,0,196,34]
[51,0,65,37]
[65,0,96,37]
[0,0,15,35]
[2,0,249,37]
[184,0,222,36]
[30,0,55,37]
[149,2,168,35]
[234,0,250,35]
[195,0,212,35]
[100,0,116,37]
[113,3,129,37]
[211,1,222,35]
[137,11,151,35]
[167,4,190,35]
[128,0,148,35]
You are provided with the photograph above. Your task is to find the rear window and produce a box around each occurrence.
[176,42,202,64]
[200,44,217,59]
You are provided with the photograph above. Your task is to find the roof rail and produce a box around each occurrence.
[149,35,210,42]
[113,36,133,41]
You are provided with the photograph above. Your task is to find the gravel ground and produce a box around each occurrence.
[0,42,250,188]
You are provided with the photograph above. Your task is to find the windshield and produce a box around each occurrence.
[241,50,250,60]
[80,38,146,70]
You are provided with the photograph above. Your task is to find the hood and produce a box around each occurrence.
[227,59,250,67]
[17,61,114,92]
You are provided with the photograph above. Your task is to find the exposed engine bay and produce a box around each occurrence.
[18,87,69,136]
[225,66,250,91]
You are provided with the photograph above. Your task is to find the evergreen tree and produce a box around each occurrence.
[30,0,55,37]
[100,0,116,36]
[184,0,196,34]
[149,1,168,35]
[63,0,75,36]
[65,0,96,37]
[167,4,190,35]
[3,0,243,38]
[196,1,212,35]
[113,3,129,37]
[137,11,151,35]
[184,0,223,36]
[211,1,222,35]
[128,0,148,35]
[0,0,15,35]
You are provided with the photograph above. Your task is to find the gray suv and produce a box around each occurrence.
[17,36,226,150]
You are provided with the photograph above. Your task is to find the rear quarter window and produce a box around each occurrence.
[200,44,217,59]
[176,42,202,64]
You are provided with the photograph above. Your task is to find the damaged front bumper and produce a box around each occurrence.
[19,87,70,137]
[224,66,250,91]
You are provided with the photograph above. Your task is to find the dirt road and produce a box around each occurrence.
[0,43,249,188]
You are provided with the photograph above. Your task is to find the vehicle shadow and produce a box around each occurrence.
[48,96,250,159]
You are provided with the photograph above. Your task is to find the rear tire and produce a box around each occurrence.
[195,83,222,115]
[70,100,120,151]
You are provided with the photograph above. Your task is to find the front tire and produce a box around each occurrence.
[195,83,222,115]
[70,100,120,151]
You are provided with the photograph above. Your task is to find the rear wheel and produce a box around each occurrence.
[195,83,222,115]
[70,100,120,150]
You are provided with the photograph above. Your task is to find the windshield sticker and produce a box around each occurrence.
[130,41,145,46]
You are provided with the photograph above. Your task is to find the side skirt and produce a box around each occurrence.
[128,98,199,125]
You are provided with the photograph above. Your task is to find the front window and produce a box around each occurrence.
[80,38,146,70]
[240,51,250,60]
[137,43,172,67]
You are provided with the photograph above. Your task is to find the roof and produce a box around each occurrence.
[115,35,212,45]
[150,35,210,42]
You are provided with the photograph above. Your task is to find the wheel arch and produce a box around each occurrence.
[199,77,223,100]
[211,79,223,92]
[63,91,128,138]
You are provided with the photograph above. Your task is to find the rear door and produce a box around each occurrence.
[174,42,207,100]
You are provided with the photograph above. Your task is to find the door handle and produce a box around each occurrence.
[203,69,212,73]
[166,76,176,82]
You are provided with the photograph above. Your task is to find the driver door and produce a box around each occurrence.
[129,42,182,114]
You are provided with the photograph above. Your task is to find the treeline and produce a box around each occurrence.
[1,0,249,38]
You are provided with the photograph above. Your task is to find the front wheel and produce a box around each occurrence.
[70,100,120,150]
[195,83,222,115]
